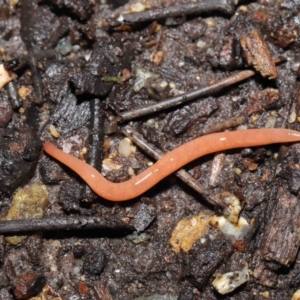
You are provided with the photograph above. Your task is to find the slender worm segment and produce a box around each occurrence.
[43,128,300,201]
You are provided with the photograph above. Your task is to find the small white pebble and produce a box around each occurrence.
[196,40,206,48]
[210,216,250,241]
[212,267,249,295]
[204,18,216,27]
[231,96,240,102]
[102,158,122,172]
[117,14,124,22]
[128,167,135,176]
[289,111,297,123]
[291,63,300,72]
[118,138,136,157]
[160,80,168,88]
[146,119,155,126]
[84,51,92,62]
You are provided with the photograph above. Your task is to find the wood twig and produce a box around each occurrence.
[0,216,133,234]
[114,0,235,26]
[119,70,255,122]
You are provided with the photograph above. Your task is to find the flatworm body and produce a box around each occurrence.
[44,128,300,201]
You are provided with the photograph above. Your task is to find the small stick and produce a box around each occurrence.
[81,98,105,202]
[29,55,44,104]
[6,81,21,109]
[0,216,133,235]
[91,281,113,300]
[201,115,247,135]
[116,0,235,25]
[119,70,255,122]
[122,126,225,207]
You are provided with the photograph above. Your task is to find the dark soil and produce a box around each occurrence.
[1,0,300,299]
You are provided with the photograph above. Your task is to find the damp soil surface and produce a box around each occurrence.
[1,0,300,299]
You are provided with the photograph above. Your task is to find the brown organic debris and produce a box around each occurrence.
[13,273,45,300]
[260,188,300,266]
[91,281,113,300]
[242,158,258,171]
[274,22,298,48]
[240,29,278,79]
[245,88,279,115]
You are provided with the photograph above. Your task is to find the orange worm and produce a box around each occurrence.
[43,128,300,201]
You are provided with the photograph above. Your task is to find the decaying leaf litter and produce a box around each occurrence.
[1,0,300,299]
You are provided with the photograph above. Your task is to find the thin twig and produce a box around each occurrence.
[0,216,133,235]
[122,126,225,207]
[114,0,235,25]
[81,98,105,202]
[201,115,247,135]
[119,70,255,122]
[6,81,21,109]
[29,56,44,104]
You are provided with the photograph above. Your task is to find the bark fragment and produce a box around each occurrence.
[245,88,279,115]
[183,234,233,290]
[260,187,300,267]
[240,29,278,79]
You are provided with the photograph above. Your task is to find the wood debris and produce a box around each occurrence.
[245,88,279,115]
[240,29,278,79]
[260,188,300,267]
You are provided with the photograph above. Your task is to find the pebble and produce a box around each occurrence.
[118,137,136,157]
[82,249,106,276]
[133,202,156,232]
[212,267,249,295]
